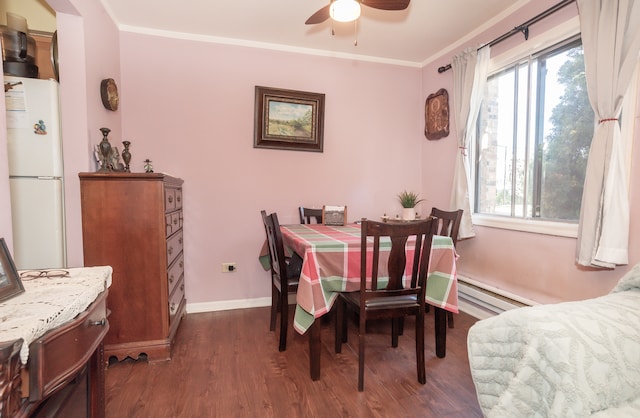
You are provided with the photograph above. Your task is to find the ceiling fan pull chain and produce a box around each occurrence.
[354,19,358,46]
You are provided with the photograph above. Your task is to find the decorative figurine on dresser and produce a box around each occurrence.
[79,172,186,363]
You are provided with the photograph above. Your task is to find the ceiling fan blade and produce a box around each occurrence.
[305,5,331,25]
[361,0,410,11]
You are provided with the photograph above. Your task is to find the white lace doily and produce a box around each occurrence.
[0,266,112,364]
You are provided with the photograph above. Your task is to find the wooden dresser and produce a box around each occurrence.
[79,172,186,363]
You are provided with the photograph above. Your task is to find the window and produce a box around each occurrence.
[474,36,594,225]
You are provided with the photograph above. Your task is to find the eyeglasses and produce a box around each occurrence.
[20,269,70,280]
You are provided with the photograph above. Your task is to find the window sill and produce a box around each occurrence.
[472,214,578,238]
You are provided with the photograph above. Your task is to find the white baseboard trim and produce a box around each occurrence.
[186,297,271,314]
[186,294,298,314]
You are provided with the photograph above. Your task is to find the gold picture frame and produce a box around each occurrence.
[425,88,450,140]
[254,86,325,152]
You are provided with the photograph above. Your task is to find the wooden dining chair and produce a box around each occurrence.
[334,217,437,391]
[299,207,323,224]
[261,210,300,351]
[429,207,463,328]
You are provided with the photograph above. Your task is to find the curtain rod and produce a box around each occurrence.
[437,0,576,73]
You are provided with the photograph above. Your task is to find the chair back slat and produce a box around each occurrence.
[299,207,323,224]
[262,210,287,282]
[430,208,463,245]
[359,218,437,301]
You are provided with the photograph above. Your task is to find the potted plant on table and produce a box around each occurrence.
[398,190,424,221]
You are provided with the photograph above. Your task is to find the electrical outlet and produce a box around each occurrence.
[221,262,237,273]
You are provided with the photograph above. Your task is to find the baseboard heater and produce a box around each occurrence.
[457,275,538,320]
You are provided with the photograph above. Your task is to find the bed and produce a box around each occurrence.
[467,263,640,417]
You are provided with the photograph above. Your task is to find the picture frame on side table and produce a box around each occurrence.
[322,205,347,226]
[254,86,325,152]
[424,88,450,140]
[0,238,25,303]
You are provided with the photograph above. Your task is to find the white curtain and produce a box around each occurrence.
[450,46,491,239]
[576,0,640,268]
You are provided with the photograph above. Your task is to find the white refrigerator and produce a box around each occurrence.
[4,75,66,270]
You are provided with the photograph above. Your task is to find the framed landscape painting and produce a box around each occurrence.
[254,86,325,152]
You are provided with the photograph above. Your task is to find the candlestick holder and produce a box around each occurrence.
[122,141,131,172]
[98,127,112,172]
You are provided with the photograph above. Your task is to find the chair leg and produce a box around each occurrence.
[447,311,454,328]
[434,307,447,358]
[335,298,343,353]
[416,310,426,384]
[278,291,288,352]
[391,317,400,348]
[397,316,405,336]
[358,315,366,392]
[270,286,278,331]
[341,304,349,344]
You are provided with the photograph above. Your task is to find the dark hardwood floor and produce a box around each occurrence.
[105,307,483,417]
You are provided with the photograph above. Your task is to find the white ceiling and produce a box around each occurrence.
[100,0,529,66]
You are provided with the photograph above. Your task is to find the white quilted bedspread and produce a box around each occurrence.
[467,263,640,417]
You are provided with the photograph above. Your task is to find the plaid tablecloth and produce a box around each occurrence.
[276,224,458,334]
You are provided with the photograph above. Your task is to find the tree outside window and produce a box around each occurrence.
[474,37,594,222]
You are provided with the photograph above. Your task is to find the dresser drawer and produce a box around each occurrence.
[29,291,108,401]
[164,188,176,212]
[168,278,185,325]
[171,212,181,233]
[167,252,184,296]
[175,189,183,210]
[166,230,183,266]
[165,213,173,236]
[165,212,182,237]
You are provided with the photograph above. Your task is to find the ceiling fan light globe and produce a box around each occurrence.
[329,0,362,22]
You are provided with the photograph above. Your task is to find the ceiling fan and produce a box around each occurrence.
[305,0,410,25]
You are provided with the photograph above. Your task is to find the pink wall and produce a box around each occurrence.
[421,0,640,304]
[16,0,124,267]
[3,0,637,309]
[118,35,425,303]
[0,0,122,259]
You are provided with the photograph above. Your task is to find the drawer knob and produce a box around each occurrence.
[168,196,174,203]
[169,274,174,283]
[90,318,106,327]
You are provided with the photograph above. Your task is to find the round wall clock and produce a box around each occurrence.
[100,78,119,111]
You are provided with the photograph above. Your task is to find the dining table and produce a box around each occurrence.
[278,222,459,381]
